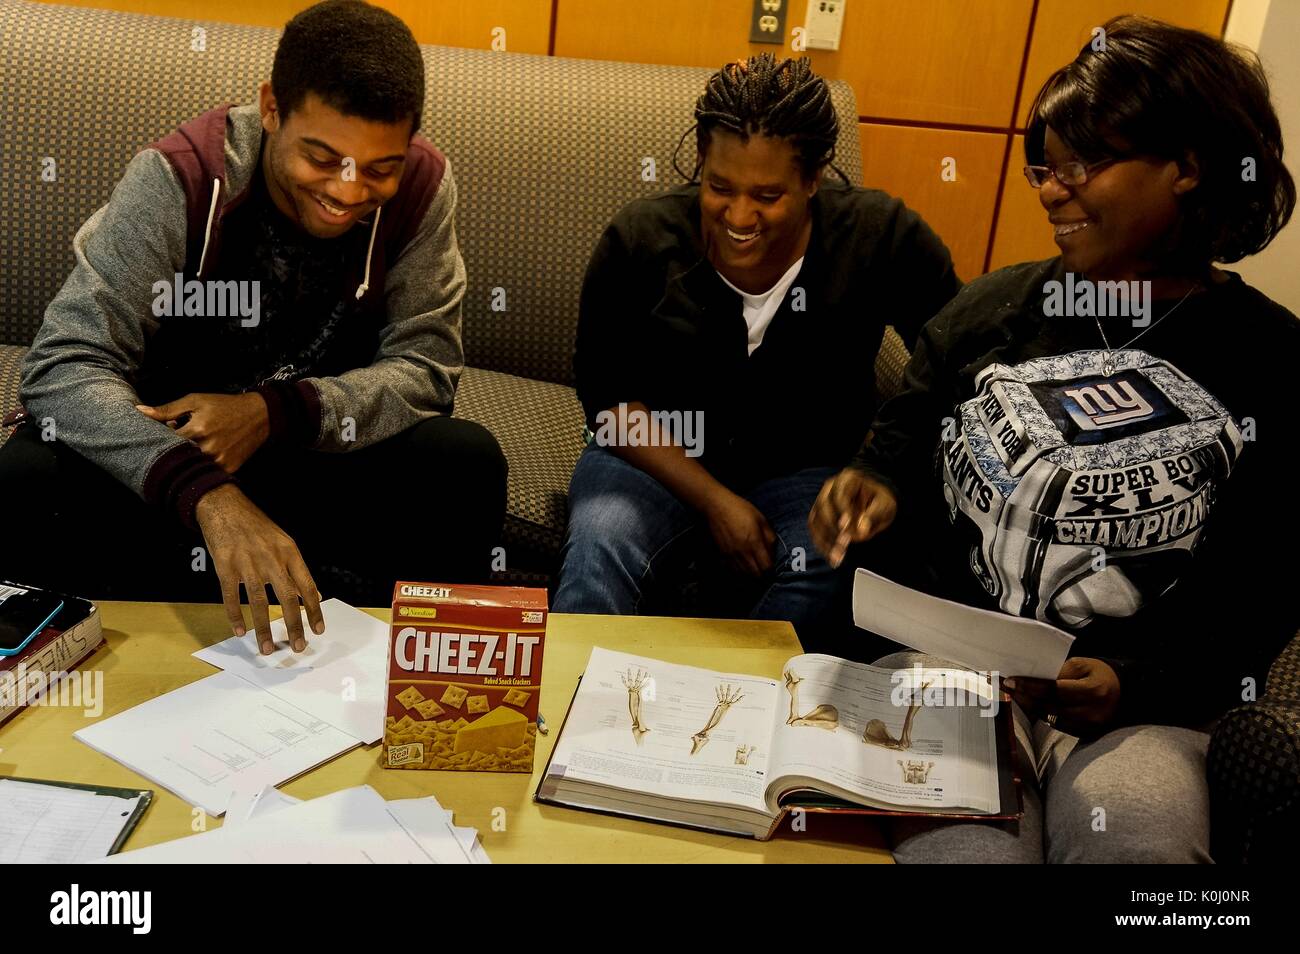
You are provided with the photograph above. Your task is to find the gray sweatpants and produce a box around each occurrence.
[874,652,1213,864]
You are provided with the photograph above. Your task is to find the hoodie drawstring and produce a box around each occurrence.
[196,175,379,297]
[196,177,221,278]
[356,206,381,300]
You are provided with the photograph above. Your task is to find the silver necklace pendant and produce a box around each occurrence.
[1093,282,1201,377]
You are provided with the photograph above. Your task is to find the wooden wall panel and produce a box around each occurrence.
[381,0,551,52]
[987,134,1058,270]
[36,0,1242,275]
[554,0,1033,127]
[34,0,553,52]
[858,123,1005,280]
[1018,0,1230,125]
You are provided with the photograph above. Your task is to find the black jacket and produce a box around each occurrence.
[574,180,960,489]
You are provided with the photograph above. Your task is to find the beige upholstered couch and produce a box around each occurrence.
[0,0,900,584]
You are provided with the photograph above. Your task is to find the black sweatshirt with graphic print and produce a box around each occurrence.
[852,256,1300,729]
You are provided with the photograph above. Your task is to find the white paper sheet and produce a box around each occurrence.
[223,783,303,828]
[852,568,1074,679]
[193,599,389,744]
[467,837,491,865]
[74,671,359,816]
[386,797,484,864]
[101,786,432,864]
[0,779,144,862]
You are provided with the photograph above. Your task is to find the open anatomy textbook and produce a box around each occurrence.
[537,647,1019,839]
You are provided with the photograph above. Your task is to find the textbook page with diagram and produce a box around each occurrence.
[536,647,1018,839]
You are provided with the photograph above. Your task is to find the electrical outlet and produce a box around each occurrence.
[749,0,786,45]
[804,0,845,51]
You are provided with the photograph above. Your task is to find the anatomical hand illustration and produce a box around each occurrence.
[691,684,745,755]
[621,667,652,745]
[783,670,839,730]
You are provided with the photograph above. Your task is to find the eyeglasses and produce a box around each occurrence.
[1023,158,1120,188]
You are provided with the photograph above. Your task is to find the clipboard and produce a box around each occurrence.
[0,775,154,855]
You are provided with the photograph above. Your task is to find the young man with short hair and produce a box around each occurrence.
[0,1,505,653]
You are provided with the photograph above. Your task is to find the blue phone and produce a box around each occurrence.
[0,589,65,657]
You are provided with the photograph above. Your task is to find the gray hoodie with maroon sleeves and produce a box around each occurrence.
[18,102,466,529]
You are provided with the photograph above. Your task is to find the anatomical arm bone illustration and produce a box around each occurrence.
[864,681,932,751]
[783,670,839,730]
[690,684,745,755]
[621,667,652,745]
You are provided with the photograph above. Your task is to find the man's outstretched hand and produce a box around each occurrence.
[195,484,324,655]
[137,391,269,474]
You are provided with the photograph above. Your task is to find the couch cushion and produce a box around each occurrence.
[452,365,585,562]
[0,344,25,448]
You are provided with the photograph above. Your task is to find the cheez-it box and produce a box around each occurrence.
[384,582,546,773]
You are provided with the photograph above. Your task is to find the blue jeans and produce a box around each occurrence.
[554,445,855,652]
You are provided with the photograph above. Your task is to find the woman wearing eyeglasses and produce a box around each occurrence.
[809,15,1297,862]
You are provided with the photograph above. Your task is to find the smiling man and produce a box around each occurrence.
[554,55,959,651]
[0,1,506,652]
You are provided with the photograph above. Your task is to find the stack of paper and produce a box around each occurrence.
[102,785,491,864]
[74,599,390,815]
[222,783,487,862]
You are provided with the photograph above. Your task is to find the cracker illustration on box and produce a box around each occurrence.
[502,688,531,708]
[440,685,468,709]
[396,685,425,709]
[384,582,547,773]
[414,698,445,720]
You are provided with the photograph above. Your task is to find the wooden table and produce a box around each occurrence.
[0,602,892,863]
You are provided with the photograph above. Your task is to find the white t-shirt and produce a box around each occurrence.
[715,256,805,356]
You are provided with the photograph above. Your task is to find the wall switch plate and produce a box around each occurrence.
[804,0,846,51]
[749,0,787,45]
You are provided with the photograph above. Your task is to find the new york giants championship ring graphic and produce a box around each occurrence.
[940,349,1242,627]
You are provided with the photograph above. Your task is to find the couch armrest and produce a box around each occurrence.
[1206,628,1300,863]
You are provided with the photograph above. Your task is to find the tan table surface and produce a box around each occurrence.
[0,601,891,863]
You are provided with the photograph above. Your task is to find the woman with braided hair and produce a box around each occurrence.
[554,54,959,652]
